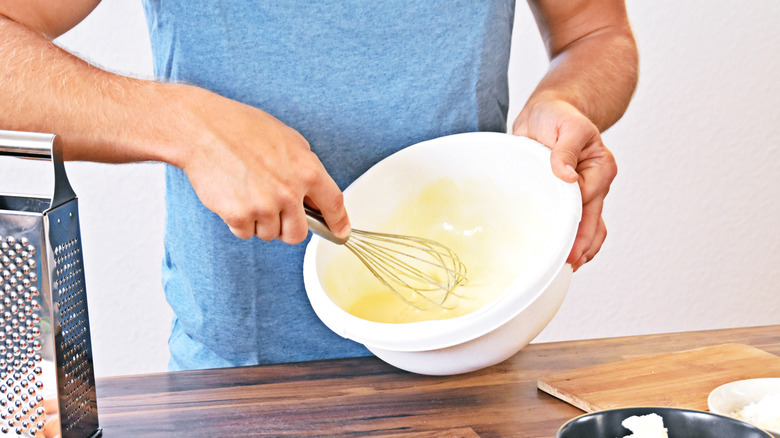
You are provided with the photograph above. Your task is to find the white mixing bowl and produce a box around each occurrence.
[303,132,581,375]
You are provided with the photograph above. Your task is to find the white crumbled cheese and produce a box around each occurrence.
[620,413,669,438]
[731,393,780,432]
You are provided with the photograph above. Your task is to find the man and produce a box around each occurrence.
[0,1,638,370]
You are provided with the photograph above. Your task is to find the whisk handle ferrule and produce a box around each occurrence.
[304,205,349,245]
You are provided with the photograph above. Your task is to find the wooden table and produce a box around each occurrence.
[94,325,780,437]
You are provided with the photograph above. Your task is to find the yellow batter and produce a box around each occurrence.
[323,177,550,323]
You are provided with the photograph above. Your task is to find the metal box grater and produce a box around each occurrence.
[0,130,101,437]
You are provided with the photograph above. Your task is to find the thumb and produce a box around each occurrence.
[551,151,579,183]
[549,132,584,184]
[546,113,602,184]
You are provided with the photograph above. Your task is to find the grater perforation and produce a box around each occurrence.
[49,212,99,438]
[0,234,47,437]
[0,130,101,438]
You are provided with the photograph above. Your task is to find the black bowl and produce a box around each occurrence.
[556,407,772,438]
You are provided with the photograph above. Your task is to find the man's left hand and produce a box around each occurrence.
[513,98,618,271]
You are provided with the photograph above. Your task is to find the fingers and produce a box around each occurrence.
[549,125,592,184]
[568,195,607,271]
[179,95,348,246]
[227,217,260,240]
[278,205,309,244]
[253,213,282,242]
[273,158,348,244]
[229,210,307,245]
[224,206,278,241]
[513,99,617,270]
[305,184,350,240]
[225,198,309,245]
[563,133,615,271]
[223,168,346,244]
[42,397,60,438]
[563,137,613,271]
[43,414,60,438]
[575,136,618,205]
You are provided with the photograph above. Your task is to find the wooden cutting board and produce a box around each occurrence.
[538,343,780,412]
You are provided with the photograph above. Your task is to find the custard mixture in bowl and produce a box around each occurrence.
[303,132,581,375]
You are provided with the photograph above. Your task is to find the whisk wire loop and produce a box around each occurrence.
[306,206,467,309]
[345,229,467,308]
[352,232,460,286]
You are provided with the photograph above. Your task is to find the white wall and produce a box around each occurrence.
[4,0,777,377]
[531,1,780,342]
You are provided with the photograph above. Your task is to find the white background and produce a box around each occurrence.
[3,1,777,377]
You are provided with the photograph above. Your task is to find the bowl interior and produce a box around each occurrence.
[303,132,581,351]
[557,407,773,438]
[708,378,780,434]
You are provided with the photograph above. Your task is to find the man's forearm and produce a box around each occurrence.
[522,0,639,133]
[525,27,638,133]
[0,15,186,164]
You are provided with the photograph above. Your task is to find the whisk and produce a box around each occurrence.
[305,205,467,308]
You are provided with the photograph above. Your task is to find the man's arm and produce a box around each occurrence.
[0,0,100,39]
[522,0,638,130]
[514,0,639,271]
[0,2,350,244]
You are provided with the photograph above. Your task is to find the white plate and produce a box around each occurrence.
[708,378,780,435]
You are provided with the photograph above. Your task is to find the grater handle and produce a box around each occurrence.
[0,129,77,209]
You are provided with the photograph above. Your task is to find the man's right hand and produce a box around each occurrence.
[169,86,351,244]
[0,4,350,245]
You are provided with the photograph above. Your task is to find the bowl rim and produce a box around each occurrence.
[708,377,780,433]
[303,132,581,352]
[556,406,774,437]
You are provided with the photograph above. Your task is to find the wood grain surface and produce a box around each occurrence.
[537,343,780,412]
[95,325,780,438]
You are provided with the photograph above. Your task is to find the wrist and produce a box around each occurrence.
[514,92,583,135]
[521,90,581,119]
[111,80,205,169]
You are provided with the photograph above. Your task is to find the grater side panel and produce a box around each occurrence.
[0,206,56,437]
[44,200,100,438]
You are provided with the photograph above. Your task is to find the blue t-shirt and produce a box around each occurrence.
[142,1,516,370]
